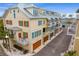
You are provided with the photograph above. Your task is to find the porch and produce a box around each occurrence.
[2,27,29,55]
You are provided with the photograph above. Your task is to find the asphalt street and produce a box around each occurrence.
[34,29,72,56]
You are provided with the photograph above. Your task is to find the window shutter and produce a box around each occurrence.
[26,33,28,38]
[24,21,26,27]
[23,32,28,38]
[28,21,29,27]
[6,20,8,24]
[18,33,21,38]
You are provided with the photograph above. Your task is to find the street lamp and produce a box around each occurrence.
[5,34,11,51]
[5,34,9,39]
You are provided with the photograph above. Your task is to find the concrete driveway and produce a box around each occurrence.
[34,29,72,56]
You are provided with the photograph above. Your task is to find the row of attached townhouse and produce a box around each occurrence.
[3,4,62,54]
[61,13,76,28]
[74,13,79,55]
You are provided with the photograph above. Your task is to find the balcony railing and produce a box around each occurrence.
[16,38,29,46]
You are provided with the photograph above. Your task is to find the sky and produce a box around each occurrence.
[0,3,79,17]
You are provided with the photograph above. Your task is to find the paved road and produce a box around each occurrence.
[34,29,72,56]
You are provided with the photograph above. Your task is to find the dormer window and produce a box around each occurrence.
[33,9,38,16]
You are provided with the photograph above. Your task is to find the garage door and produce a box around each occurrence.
[33,40,41,50]
[43,35,48,43]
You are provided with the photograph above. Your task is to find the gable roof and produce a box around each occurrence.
[3,4,61,20]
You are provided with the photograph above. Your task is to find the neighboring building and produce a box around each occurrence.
[61,13,76,28]
[74,13,79,55]
[3,4,62,54]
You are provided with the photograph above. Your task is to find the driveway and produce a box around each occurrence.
[34,29,72,56]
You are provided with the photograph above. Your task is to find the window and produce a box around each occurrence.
[33,9,38,15]
[6,20,8,24]
[36,31,38,37]
[9,20,12,25]
[43,28,45,32]
[23,32,28,38]
[35,32,37,37]
[24,21,29,27]
[37,31,39,36]
[46,11,49,14]
[19,21,23,26]
[38,21,42,25]
[19,21,29,27]
[13,10,16,18]
[43,20,45,24]
[18,33,21,38]
[32,32,35,38]
[32,30,41,39]
[6,20,12,25]
[39,30,41,35]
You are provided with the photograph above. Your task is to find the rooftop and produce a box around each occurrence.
[4,4,61,20]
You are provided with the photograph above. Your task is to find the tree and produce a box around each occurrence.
[0,19,9,39]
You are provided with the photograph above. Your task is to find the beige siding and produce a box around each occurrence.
[30,18,47,30]
[30,18,48,43]
[3,8,31,41]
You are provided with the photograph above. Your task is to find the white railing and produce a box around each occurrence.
[16,38,29,45]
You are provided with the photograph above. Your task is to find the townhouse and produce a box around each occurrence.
[61,13,76,28]
[74,13,79,55]
[3,4,62,54]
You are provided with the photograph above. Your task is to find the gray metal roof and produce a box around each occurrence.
[4,4,61,20]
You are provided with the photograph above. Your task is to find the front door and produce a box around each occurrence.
[43,35,48,43]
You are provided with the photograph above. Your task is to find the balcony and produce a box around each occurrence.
[15,38,29,46]
[48,23,52,27]
[67,25,76,35]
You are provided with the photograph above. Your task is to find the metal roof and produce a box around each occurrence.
[4,4,61,20]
